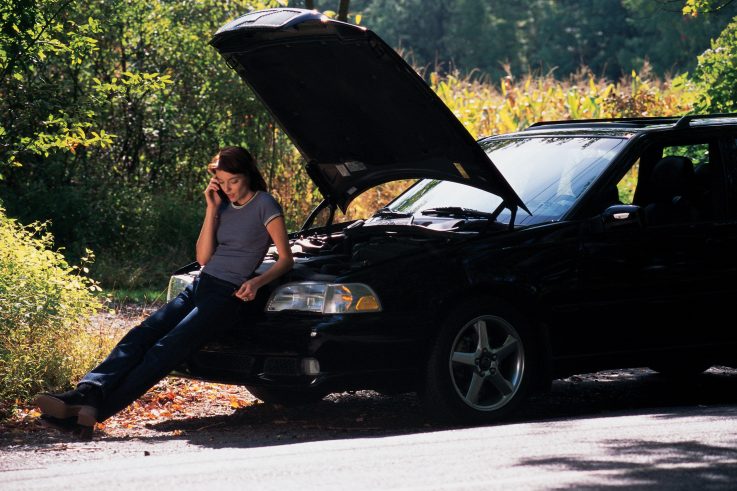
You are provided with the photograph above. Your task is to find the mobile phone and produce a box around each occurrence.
[207,181,230,203]
[209,170,230,203]
[216,184,229,203]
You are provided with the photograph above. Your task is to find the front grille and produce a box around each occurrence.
[263,357,300,376]
[192,351,255,374]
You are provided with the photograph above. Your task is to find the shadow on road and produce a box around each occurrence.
[518,438,737,488]
[146,367,737,449]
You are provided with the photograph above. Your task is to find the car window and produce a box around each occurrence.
[388,136,626,226]
[620,139,724,224]
[616,158,639,205]
[663,144,710,165]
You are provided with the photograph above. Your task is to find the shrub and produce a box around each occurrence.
[0,206,112,419]
[693,15,737,113]
[88,189,205,289]
[1,182,205,289]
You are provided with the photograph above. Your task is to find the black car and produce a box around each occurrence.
[168,8,737,423]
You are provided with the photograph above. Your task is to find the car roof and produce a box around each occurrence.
[519,114,737,137]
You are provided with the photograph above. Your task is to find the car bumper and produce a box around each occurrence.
[174,310,427,394]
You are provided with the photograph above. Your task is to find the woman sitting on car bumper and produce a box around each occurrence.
[33,146,294,432]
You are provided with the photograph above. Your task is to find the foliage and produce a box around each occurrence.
[343,0,737,81]
[0,206,113,418]
[682,0,732,16]
[693,15,737,113]
[428,68,699,139]
[0,0,711,291]
[0,0,316,288]
[0,0,115,173]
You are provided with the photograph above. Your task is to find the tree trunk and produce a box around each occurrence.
[338,0,350,21]
[305,0,314,9]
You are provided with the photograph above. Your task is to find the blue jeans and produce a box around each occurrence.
[80,272,242,422]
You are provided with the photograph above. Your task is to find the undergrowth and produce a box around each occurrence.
[0,206,115,419]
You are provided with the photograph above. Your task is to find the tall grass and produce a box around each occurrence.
[429,65,699,138]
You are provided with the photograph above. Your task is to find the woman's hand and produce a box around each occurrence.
[234,278,259,302]
[205,176,222,209]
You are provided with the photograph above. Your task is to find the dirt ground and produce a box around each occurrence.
[0,302,434,450]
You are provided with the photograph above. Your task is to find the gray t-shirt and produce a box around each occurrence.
[201,191,283,286]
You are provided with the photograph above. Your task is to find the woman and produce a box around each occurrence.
[34,146,294,432]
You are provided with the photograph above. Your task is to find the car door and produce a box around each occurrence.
[703,132,737,349]
[570,135,732,359]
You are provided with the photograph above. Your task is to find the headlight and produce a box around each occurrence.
[266,282,382,314]
[166,273,196,302]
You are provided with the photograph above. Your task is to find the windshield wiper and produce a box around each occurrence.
[420,207,496,220]
[372,207,413,219]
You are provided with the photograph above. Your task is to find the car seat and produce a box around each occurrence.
[644,156,699,225]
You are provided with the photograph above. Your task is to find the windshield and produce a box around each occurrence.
[387,136,627,226]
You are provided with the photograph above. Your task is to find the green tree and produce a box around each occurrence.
[0,0,116,174]
[354,0,451,70]
[688,1,737,112]
[344,0,737,80]
[1,0,316,288]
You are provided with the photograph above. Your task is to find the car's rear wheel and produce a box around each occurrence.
[245,386,325,406]
[423,299,538,424]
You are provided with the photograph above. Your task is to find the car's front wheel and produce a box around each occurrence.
[423,299,538,424]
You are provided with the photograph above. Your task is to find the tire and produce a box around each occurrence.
[423,299,539,424]
[245,386,325,406]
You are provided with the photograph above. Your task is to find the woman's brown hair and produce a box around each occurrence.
[208,146,267,192]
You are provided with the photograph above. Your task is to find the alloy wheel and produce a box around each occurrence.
[448,315,525,411]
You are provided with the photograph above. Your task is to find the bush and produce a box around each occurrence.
[86,189,205,289]
[1,182,205,289]
[693,15,737,113]
[0,206,112,419]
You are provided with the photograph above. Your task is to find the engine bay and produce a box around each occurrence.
[261,215,496,280]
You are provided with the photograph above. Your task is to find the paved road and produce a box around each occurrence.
[3,368,737,490]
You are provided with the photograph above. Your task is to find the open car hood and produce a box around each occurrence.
[211,8,526,213]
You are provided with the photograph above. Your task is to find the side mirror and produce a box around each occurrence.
[602,204,643,230]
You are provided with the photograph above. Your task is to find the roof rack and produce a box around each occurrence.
[527,113,737,130]
[673,113,737,129]
[526,116,679,129]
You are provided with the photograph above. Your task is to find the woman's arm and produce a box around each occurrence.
[196,177,222,266]
[234,216,294,301]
